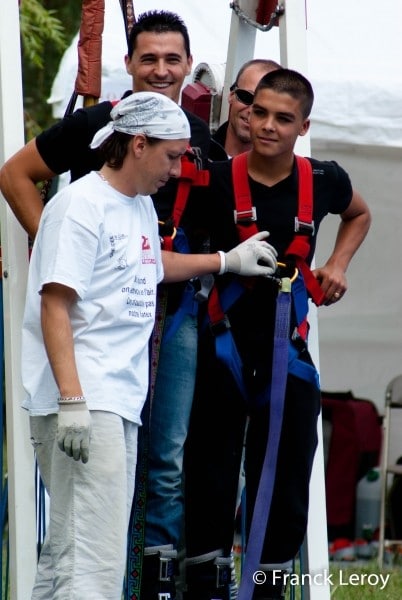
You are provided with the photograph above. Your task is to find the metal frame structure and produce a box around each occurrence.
[0,1,330,597]
[378,375,402,568]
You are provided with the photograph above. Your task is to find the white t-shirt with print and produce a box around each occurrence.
[22,171,163,424]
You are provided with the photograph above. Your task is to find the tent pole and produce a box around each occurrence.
[279,2,330,598]
[0,0,37,598]
[220,5,257,125]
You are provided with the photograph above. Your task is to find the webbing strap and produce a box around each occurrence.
[295,154,313,230]
[296,260,326,306]
[126,287,168,599]
[290,156,326,307]
[238,285,291,600]
[288,343,320,386]
[162,282,199,344]
[290,271,311,344]
[206,284,248,399]
[216,330,248,400]
[171,156,209,228]
[232,152,259,241]
[286,155,312,262]
[161,152,210,251]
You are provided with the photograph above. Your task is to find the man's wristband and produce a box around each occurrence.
[217,251,226,275]
[58,396,86,405]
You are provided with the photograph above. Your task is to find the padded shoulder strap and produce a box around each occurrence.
[172,151,210,227]
[232,152,259,241]
[295,155,313,226]
[162,149,210,252]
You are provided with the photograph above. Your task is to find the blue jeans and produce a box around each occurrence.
[145,313,198,549]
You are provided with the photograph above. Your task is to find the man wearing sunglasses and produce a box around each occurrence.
[210,58,281,160]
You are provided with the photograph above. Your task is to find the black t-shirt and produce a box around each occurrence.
[36,95,212,312]
[203,157,351,257]
[186,156,353,392]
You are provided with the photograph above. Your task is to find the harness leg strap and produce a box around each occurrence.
[184,551,233,600]
[140,545,178,600]
[252,564,292,600]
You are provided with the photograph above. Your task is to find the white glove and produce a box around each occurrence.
[221,231,277,277]
[57,397,91,463]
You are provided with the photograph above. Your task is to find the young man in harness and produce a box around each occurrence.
[183,68,371,600]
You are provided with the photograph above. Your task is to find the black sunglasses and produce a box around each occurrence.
[230,84,254,106]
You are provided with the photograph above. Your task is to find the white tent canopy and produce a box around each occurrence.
[50,0,402,149]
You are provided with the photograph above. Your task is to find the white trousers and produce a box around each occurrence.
[30,411,138,600]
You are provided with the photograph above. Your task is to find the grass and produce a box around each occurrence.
[310,564,401,599]
[234,555,402,599]
[327,563,402,599]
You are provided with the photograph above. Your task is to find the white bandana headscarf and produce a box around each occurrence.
[90,91,191,148]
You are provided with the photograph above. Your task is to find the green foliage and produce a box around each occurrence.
[19,0,82,137]
[20,0,66,69]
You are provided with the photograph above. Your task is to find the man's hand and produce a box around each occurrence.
[223,231,277,277]
[57,398,91,463]
[313,264,347,305]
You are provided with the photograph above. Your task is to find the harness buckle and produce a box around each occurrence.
[234,206,257,224]
[186,145,203,170]
[215,561,231,588]
[209,315,231,336]
[159,556,174,582]
[294,217,315,235]
[194,273,215,302]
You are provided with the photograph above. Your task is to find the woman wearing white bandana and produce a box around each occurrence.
[21,91,277,599]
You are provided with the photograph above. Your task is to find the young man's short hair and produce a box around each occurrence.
[255,68,314,118]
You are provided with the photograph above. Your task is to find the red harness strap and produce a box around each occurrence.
[232,151,326,306]
[162,149,210,251]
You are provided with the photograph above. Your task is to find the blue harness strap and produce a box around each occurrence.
[161,227,200,343]
[208,271,319,392]
[206,281,248,398]
[288,342,320,387]
[162,281,199,343]
[238,281,292,600]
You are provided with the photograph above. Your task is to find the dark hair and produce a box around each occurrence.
[98,132,160,170]
[255,68,314,119]
[233,58,282,86]
[127,10,191,59]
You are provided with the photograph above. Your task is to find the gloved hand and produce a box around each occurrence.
[222,231,277,277]
[57,397,91,463]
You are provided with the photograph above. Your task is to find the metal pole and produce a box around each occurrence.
[279,2,330,598]
[0,0,37,597]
